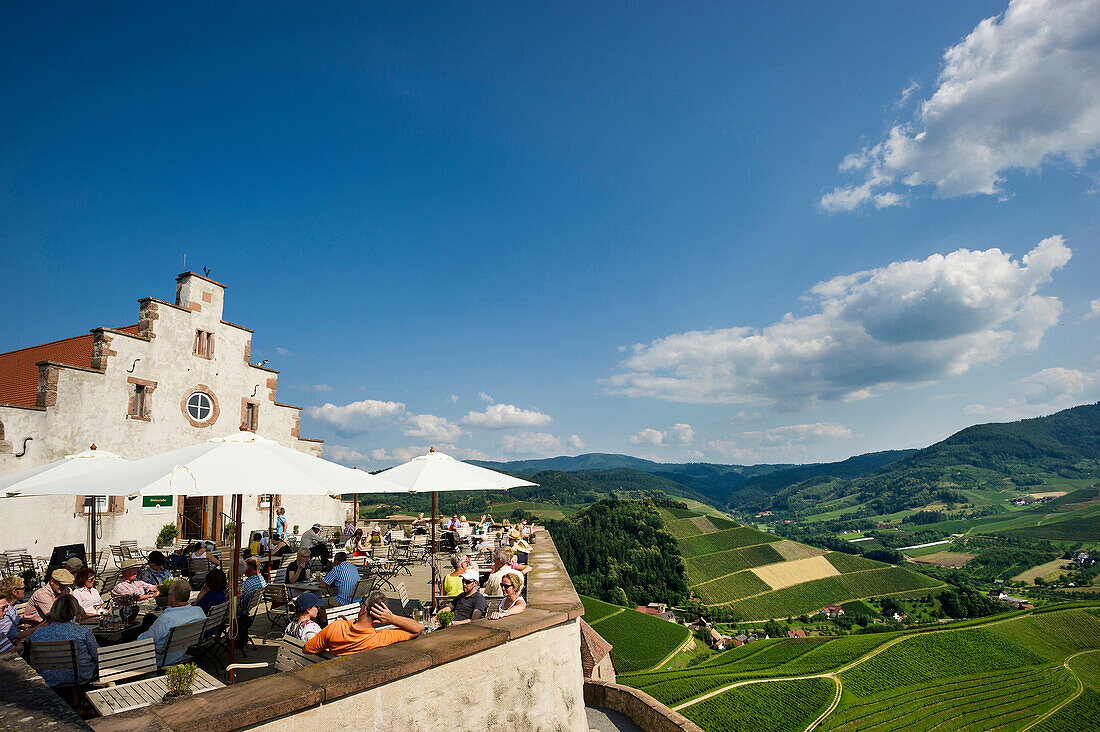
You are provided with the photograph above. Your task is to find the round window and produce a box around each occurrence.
[186,392,214,422]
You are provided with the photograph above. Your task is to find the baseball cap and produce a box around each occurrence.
[461,567,480,582]
[294,593,325,611]
[312,523,322,531]
[64,557,84,571]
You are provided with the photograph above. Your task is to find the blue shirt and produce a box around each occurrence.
[0,604,18,641]
[29,621,99,686]
[139,566,172,586]
[275,515,287,538]
[139,604,207,666]
[240,573,267,608]
[323,562,361,605]
[197,589,227,615]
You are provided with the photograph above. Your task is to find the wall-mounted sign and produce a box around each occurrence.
[142,495,174,508]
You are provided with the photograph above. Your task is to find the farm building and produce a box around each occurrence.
[579,619,616,682]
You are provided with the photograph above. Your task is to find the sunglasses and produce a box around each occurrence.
[501,583,513,589]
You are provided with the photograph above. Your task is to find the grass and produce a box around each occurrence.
[695,570,773,604]
[580,595,625,624]
[580,595,689,672]
[488,500,576,519]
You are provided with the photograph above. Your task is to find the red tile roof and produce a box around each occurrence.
[579,619,613,676]
[0,325,139,407]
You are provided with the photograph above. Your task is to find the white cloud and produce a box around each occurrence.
[629,428,666,446]
[294,383,332,392]
[449,394,459,403]
[1015,367,1100,404]
[743,422,854,446]
[324,445,368,465]
[567,434,585,450]
[372,443,490,464]
[305,399,406,435]
[671,423,694,444]
[404,414,466,442]
[499,432,562,456]
[461,403,553,429]
[1083,298,1100,320]
[821,0,1100,210]
[478,392,494,404]
[275,347,293,357]
[706,422,854,462]
[606,237,1071,409]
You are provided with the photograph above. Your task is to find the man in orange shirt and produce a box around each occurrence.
[303,591,423,657]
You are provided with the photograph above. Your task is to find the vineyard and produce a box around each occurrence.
[679,527,782,558]
[694,570,772,603]
[685,548,750,585]
[681,677,835,732]
[578,595,689,672]
[833,566,942,596]
[824,551,886,573]
[614,605,1100,730]
[731,577,851,618]
[737,542,785,568]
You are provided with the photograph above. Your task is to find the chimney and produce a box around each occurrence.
[175,271,226,322]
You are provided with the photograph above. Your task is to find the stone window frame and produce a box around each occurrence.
[241,397,260,432]
[127,376,157,421]
[193,329,216,359]
[181,384,220,428]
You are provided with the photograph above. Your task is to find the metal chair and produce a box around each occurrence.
[225,635,332,677]
[110,545,125,567]
[190,601,231,674]
[263,584,293,632]
[97,570,121,595]
[119,540,146,560]
[93,638,157,686]
[325,602,361,622]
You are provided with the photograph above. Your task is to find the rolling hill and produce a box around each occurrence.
[661,507,944,619]
[579,595,690,673]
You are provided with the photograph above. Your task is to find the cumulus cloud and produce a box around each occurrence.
[499,432,563,456]
[404,414,466,442]
[306,399,406,435]
[1015,367,1100,404]
[479,392,494,404]
[372,443,490,464]
[629,428,666,446]
[606,237,1071,409]
[821,0,1100,211]
[671,423,694,444]
[706,422,855,462]
[1084,298,1100,320]
[567,434,586,450]
[460,404,553,429]
[324,445,368,465]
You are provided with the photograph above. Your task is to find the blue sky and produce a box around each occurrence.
[2,1,1098,467]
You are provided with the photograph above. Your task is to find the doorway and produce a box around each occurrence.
[181,497,206,540]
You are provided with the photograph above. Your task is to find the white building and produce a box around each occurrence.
[0,272,344,555]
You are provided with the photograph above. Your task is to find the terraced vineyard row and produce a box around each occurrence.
[681,677,835,732]
[824,551,886,573]
[684,548,750,584]
[694,570,771,603]
[730,577,851,618]
[579,595,689,673]
[679,527,781,558]
[833,566,942,596]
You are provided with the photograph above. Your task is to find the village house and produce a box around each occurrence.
[636,603,675,622]
[0,273,344,552]
[579,619,616,682]
[823,604,845,618]
[787,629,807,638]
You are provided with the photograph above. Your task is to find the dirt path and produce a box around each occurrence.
[805,675,842,732]
[1019,649,1099,732]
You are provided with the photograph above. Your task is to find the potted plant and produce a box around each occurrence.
[115,593,142,623]
[223,520,236,542]
[155,580,174,608]
[162,662,198,702]
[437,610,454,629]
[156,523,178,548]
[293,525,299,534]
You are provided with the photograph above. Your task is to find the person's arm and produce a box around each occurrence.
[369,601,423,638]
[302,624,330,655]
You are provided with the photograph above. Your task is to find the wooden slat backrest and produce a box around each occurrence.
[119,540,138,548]
[273,566,288,583]
[206,600,231,627]
[26,639,78,671]
[111,546,124,562]
[263,583,289,605]
[274,636,331,671]
[325,603,361,622]
[98,570,121,594]
[352,577,375,599]
[190,557,210,575]
[96,638,157,684]
[119,545,134,561]
[160,620,205,666]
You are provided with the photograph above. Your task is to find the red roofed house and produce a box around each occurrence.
[579,619,616,682]
[787,629,807,638]
[0,273,340,552]
[823,605,845,618]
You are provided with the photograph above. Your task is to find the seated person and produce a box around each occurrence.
[0,577,26,644]
[411,512,427,533]
[190,541,221,567]
[63,556,85,574]
[440,555,471,597]
[435,568,487,624]
[284,549,313,587]
[23,568,74,625]
[345,529,367,557]
[299,523,332,562]
[193,568,228,613]
[484,548,515,596]
[139,580,206,666]
[303,591,422,657]
[28,595,98,686]
[446,514,460,531]
[511,540,533,570]
[246,532,262,558]
[0,598,19,655]
[284,592,325,641]
[260,532,292,557]
[489,571,527,620]
[239,557,267,608]
[112,560,159,602]
[319,552,359,606]
[71,568,106,616]
[139,551,172,586]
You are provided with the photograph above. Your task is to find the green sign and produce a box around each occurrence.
[142,495,173,508]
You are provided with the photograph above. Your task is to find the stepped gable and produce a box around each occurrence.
[0,325,140,406]
[579,618,614,677]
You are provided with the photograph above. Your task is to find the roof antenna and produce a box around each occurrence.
[183,253,186,269]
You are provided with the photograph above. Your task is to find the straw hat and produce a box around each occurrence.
[507,529,521,540]
[514,540,532,553]
[119,559,142,571]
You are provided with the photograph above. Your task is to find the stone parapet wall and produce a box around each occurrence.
[584,680,704,732]
[89,533,587,732]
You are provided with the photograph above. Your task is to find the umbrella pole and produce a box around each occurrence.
[266,499,273,582]
[90,498,96,571]
[353,493,358,527]
[228,494,243,684]
[430,491,437,611]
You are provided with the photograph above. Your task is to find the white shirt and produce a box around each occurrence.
[485,565,510,596]
[299,529,323,549]
[139,604,207,666]
[72,586,105,616]
[285,619,321,641]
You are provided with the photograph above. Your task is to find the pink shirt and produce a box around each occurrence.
[112,578,155,600]
[72,586,105,615]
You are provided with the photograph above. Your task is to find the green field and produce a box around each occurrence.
[684,548,750,585]
[738,543,784,567]
[488,500,577,520]
[694,571,773,604]
[579,595,689,673]
[731,577,852,619]
[679,528,781,558]
[619,605,1100,731]
[834,566,943,596]
[825,552,887,573]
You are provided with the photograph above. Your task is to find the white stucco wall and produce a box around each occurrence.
[250,620,588,732]
[0,274,344,555]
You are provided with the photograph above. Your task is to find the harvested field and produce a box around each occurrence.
[1028,491,1067,499]
[910,551,975,568]
[1012,558,1073,584]
[689,516,719,534]
[772,539,827,561]
[750,555,840,590]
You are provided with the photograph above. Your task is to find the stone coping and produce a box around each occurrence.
[584,680,704,732]
[89,533,583,732]
[0,654,89,731]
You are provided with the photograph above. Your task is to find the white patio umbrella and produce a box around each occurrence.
[376,447,537,606]
[0,445,128,566]
[15,431,406,679]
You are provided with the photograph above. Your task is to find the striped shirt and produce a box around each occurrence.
[323,562,361,605]
[240,573,267,607]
